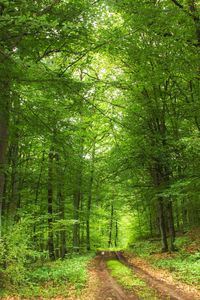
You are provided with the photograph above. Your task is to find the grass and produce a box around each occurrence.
[0,254,93,298]
[107,259,161,299]
[128,231,200,288]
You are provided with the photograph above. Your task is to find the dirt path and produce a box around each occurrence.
[85,256,138,300]
[82,252,200,300]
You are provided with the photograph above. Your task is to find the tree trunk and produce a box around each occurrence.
[47,147,55,260]
[73,189,81,252]
[8,97,21,224]
[56,155,66,259]
[33,151,45,245]
[58,187,66,258]
[59,193,66,258]
[158,197,168,252]
[181,198,188,231]
[86,142,95,251]
[55,232,60,259]
[8,136,19,222]
[0,92,10,238]
[167,200,176,251]
[108,203,114,248]
[149,204,153,237]
[114,220,118,247]
[175,199,180,232]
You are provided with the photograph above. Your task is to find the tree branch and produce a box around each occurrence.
[171,0,184,9]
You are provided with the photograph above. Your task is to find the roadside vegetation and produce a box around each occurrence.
[0,254,92,298]
[128,230,200,288]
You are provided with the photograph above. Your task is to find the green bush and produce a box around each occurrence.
[153,256,200,286]
[0,251,93,298]
[129,240,160,257]
[29,255,92,288]
[0,217,41,290]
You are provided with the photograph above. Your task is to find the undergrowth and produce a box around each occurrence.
[128,231,200,288]
[0,254,93,298]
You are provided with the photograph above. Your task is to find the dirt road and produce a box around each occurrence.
[96,256,138,300]
[87,255,138,300]
[82,252,200,300]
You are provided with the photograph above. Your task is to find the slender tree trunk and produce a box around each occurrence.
[0,91,10,238]
[108,203,114,248]
[33,151,45,245]
[86,142,95,251]
[149,204,153,237]
[2,166,8,219]
[58,187,66,258]
[167,200,176,251]
[73,189,81,252]
[136,198,142,236]
[181,198,188,231]
[158,197,168,252]
[114,220,118,247]
[56,154,66,258]
[151,162,169,251]
[55,232,59,259]
[8,97,21,224]
[175,199,180,231]
[35,151,45,205]
[1,145,12,232]
[9,136,19,221]
[47,147,55,260]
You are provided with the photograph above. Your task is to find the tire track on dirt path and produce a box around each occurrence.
[117,252,200,300]
[94,256,138,300]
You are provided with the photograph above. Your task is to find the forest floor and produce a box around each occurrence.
[1,231,199,300]
[1,251,200,300]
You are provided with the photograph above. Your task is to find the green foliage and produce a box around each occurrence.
[0,254,92,297]
[29,255,92,288]
[0,218,41,289]
[128,240,161,258]
[153,256,200,287]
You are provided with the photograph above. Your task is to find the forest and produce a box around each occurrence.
[0,0,200,299]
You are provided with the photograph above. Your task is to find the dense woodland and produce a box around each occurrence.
[0,0,200,290]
